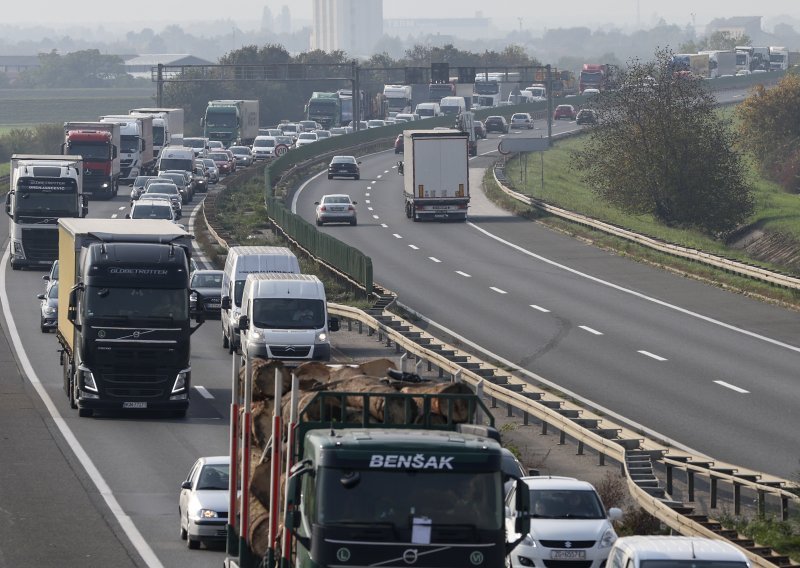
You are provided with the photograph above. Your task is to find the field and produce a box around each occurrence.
[0,87,156,126]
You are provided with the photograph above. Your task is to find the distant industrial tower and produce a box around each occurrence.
[311,0,383,57]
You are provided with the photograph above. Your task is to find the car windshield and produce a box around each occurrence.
[146,184,178,195]
[529,489,605,519]
[322,196,352,205]
[252,298,325,329]
[230,147,250,155]
[299,133,317,140]
[84,287,188,320]
[196,464,230,490]
[185,139,206,149]
[209,153,229,160]
[203,159,216,167]
[132,204,173,219]
[191,273,223,288]
[254,139,275,147]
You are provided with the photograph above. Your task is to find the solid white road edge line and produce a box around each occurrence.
[714,380,750,394]
[0,248,165,568]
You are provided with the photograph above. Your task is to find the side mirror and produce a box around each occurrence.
[328,317,340,332]
[42,275,50,281]
[180,480,192,490]
[608,507,623,521]
[238,314,249,330]
[112,146,118,159]
[124,213,131,219]
[221,296,231,310]
[37,293,46,300]
[67,288,80,328]
[514,480,531,534]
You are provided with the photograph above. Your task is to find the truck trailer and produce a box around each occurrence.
[6,155,87,270]
[203,100,259,147]
[129,107,185,159]
[401,130,470,222]
[99,114,155,183]
[383,84,413,117]
[62,121,120,199]
[56,218,204,418]
[222,362,531,568]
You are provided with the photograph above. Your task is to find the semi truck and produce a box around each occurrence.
[61,121,120,199]
[401,130,470,222]
[579,63,616,92]
[383,84,413,117]
[305,92,341,129]
[6,155,87,270]
[129,107,185,159]
[56,218,204,418]
[769,46,789,71]
[202,100,259,147]
[428,82,455,103]
[700,51,737,78]
[99,114,155,183]
[223,363,532,568]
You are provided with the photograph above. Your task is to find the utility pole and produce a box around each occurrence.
[546,64,553,144]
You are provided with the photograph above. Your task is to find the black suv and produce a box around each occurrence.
[484,115,509,133]
[576,109,598,125]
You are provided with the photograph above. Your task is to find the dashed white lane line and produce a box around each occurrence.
[383,170,389,174]
[376,175,382,179]
[455,271,471,277]
[490,287,507,294]
[714,380,750,394]
[530,305,550,313]
[365,199,370,204]
[429,257,441,263]
[365,192,370,196]
[111,214,118,218]
[368,207,374,211]
[638,350,667,362]
[118,206,125,210]
[372,215,380,219]
[393,233,403,239]
[579,325,603,335]
[409,245,419,250]
[194,386,214,399]
[380,223,388,228]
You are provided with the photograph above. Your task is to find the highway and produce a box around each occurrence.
[0,86,791,567]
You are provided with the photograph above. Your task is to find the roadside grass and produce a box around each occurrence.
[719,512,800,563]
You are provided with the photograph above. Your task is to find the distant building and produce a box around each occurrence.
[0,55,41,81]
[123,54,214,79]
[705,16,765,42]
[311,0,383,57]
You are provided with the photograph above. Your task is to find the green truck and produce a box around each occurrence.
[305,92,342,129]
[225,376,531,568]
[203,99,260,147]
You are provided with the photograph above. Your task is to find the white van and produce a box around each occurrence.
[608,537,750,568]
[156,145,194,174]
[238,273,339,362]
[439,96,467,116]
[415,102,441,119]
[220,246,301,353]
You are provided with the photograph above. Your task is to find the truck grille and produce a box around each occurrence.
[20,228,58,261]
[98,370,172,399]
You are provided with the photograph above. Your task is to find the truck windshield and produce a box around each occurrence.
[152,126,165,146]
[15,178,78,215]
[206,110,237,127]
[120,135,138,153]
[85,287,188,320]
[159,158,193,171]
[387,99,407,111]
[66,142,108,160]
[252,298,325,329]
[316,469,502,530]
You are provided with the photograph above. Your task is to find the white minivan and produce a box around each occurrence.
[608,536,751,568]
[439,96,467,116]
[237,273,339,362]
[220,246,301,353]
[415,102,441,119]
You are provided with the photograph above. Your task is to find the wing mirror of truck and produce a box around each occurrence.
[67,288,80,328]
[221,296,231,310]
[4,192,11,216]
[514,480,531,534]
[112,146,118,159]
[328,317,340,332]
[37,293,45,300]
[238,315,249,331]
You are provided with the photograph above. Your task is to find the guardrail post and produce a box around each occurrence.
[399,353,407,372]
[523,411,529,426]
[710,477,717,509]
[688,471,695,502]
[427,360,432,372]
[757,489,766,519]
[666,465,673,495]
[559,430,566,445]
[475,380,485,424]
[506,401,513,417]
[576,441,584,455]
[377,329,382,341]
[734,482,741,515]
[598,453,605,466]
[781,496,789,521]
[452,370,461,384]
[415,358,423,375]
[541,421,548,435]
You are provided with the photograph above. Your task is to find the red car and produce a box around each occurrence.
[394,134,404,154]
[208,151,235,175]
[554,104,577,120]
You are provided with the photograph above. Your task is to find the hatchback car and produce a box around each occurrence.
[576,109,598,125]
[208,151,234,175]
[228,145,253,167]
[37,281,58,332]
[299,120,321,132]
[554,104,577,120]
[160,170,193,203]
[190,269,224,318]
[315,130,332,140]
[295,132,319,148]
[251,136,277,160]
[142,183,182,217]
[329,127,348,136]
[201,158,220,182]
[367,119,386,129]
[394,134,404,154]
[179,456,230,550]
[127,199,177,222]
[484,115,509,133]
[511,113,534,129]
[506,476,623,568]
[328,155,360,180]
[130,175,156,200]
[315,194,357,226]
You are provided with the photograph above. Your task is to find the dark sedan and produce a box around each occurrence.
[484,115,509,133]
[190,269,223,318]
[328,155,361,180]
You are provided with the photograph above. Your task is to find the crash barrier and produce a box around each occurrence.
[492,166,800,291]
[326,302,800,568]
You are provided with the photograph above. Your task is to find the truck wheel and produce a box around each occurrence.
[405,203,412,219]
[222,331,229,349]
[78,408,93,418]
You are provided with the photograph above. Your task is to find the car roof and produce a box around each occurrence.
[331,155,356,161]
[521,476,596,490]
[321,193,352,200]
[613,536,750,562]
[198,455,230,466]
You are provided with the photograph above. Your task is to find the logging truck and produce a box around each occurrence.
[223,358,532,568]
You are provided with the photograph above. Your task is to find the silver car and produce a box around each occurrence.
[202,158,220,183]
[315,193,358,226]
[179,456,230,550]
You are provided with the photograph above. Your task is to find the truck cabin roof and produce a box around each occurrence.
[81,242,189,288]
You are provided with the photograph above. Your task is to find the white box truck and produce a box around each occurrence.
[99,114,155,182]
[401,130,470,222]
[129,107,185,159]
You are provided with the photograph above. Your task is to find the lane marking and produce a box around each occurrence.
[0,249,165,568]
[638,350,667,361]
[714,380,750,394]
[490,287,507,294]
[579,325,603,335]
[409,244,419,250]
[367,207,374,211]
[372,215,379,219]
[365,199,370,204]
[455,271,471,278]
[393,233,403,239]
[467,222,800,355]
[365,192,370,197]
[376,175,382,179]
[429,257,441,263]
[118,206,125,210]
[530,304,550,312]
[111,214,118,219]
[194,386,214,399]
[380,223,388,228]
[383,170,389,174]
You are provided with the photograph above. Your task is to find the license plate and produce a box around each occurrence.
[550,550,586,560]
[208,303,221,308]
[123,401,147,409]
[431,205,453,210]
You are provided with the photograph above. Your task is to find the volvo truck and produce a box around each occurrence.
[202,100,259,147]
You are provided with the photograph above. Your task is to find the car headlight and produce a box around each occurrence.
[598,527,618,549]
[197,509,219,519]
[249,330,263,341]
[522,534,535,547]
[43,306,57,315]
[172,368,190,394]
[78,365,98,392]
[316,331,328,343]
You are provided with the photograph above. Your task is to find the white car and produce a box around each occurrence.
[510,113,533,129]
[251,136,277,160]
[179,456,230,550]
[367,119,386,128]
[295,132,319,147]
[315,193,357,226]
[506,476,623,568]
[582,88,601,96]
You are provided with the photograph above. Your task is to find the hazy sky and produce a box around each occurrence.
[4,0,795,30]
